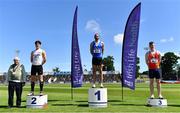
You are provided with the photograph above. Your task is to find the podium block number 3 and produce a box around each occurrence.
[158,100,162,105]
[94,90,100,101]
[31,97,37,104]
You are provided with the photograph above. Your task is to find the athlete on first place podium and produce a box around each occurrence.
[90,33,105,88]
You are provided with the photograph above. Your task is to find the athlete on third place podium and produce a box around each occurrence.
[145,41,163,99]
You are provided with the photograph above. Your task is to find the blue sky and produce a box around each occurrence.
[0,0,180,72]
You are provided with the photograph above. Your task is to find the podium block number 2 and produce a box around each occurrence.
[94,90,100,101]
[31,97,37,104]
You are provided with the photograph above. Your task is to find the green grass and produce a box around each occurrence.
[0,83,180,112]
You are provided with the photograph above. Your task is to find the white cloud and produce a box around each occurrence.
[161,52,165,56]
[169,37,174,41]
[160,37,174,43]
[85,20,101,33]
[113,33,124,44]
[174,52,180,57]
[160,39,167,43]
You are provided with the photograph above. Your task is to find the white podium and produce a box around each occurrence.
[88,88,107,108]
[27,95,48,109]
[147,98,167,107]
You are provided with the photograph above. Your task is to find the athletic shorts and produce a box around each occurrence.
[92,57,103,65]
[31,65,43,75]
[148,69,161,79]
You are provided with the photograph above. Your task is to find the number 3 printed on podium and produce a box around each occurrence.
[158,100,162,105]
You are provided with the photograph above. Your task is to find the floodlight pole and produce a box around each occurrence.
[15,49,20,57]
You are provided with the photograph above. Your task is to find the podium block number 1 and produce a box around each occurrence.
[95,90,100,101]
[31,97,37,104]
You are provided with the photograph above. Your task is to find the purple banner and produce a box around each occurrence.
[122,3,141,90]
[71,6,83,88]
